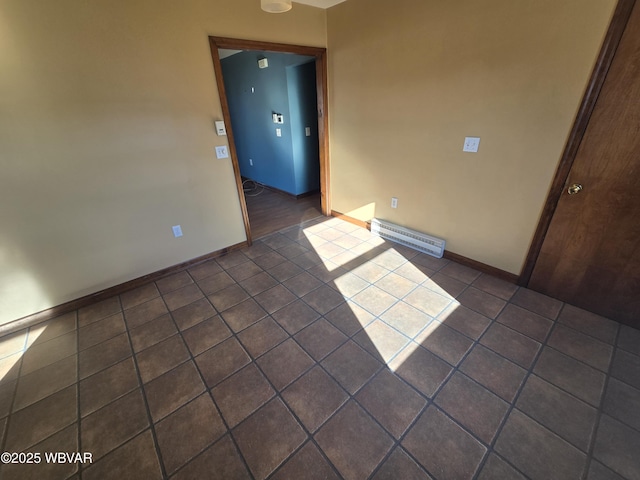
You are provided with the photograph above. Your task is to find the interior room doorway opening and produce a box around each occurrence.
[208,37,330,244]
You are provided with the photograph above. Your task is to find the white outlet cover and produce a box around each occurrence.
[463,137,480,153]
[305,127,311,137]
[276,128,282,137]
[172,225,183,238]
[215,146,229,159]
[391,197,398,208]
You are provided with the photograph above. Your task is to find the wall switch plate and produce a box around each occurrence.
[463,137,480,152]
[305,127,311,137]
[172,225,183,238]
[215,146,229,159]
[276,128,282,137]
[249,159,253,166]
[391,197,398,209]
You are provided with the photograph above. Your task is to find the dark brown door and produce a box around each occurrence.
[529,1,640,327]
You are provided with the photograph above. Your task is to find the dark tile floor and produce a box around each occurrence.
[0,216,639,480]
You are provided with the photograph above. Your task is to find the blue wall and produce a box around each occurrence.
[221,51,320,196]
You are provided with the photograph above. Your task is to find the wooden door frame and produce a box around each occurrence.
[208,36,330,246]
[519,0,636,286]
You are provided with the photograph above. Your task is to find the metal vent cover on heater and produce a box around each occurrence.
[370,218,446,258]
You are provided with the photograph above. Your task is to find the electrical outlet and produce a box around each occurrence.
[463,137,480,153]
[215,146,229,159]
[276,128,282,137]
[391,197,398,209]
[305,127,311,137]
[172,225,183,238]
[249,159,253,166]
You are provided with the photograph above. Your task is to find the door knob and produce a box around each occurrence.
[567,183,583,195]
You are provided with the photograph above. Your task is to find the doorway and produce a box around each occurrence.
[521,0,640,328]
[208,37,330,244]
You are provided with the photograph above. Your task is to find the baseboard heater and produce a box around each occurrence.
[370,218,446,258]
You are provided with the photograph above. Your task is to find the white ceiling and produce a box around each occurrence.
[294,0,347,8]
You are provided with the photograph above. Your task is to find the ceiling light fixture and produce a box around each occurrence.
[261,0,292,13]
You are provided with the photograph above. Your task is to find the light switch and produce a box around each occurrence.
[214,121,226,136]
[215,146,229,159]
[463,137,480,153]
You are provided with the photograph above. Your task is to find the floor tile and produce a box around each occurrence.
[277,242,310,260]
[257,338,314,390]
[610,349,640,390]
[352,286,398,316]
[187,259,223,282]
[208,284,249,312]
[197,271,236,296]
[212,363,274,428]
[357,369,427,439]
[510,288,563,320]
[471,274,518,301]
[4,385,77,452]
[28,311,77,344]
[372,447,432,480]
[354,320,410,363]
[216,251,249,270]
[226,260,264,282]
[351,261,391,283]
[83,430,163,480]
[480,322,541,368]
[404,286,452,318]
[558,304,619,344]
[81,388,148,460]
[13,354,77,412]
[144,361,205,422]
[155,394,226,475]
[322,341,382,395]
[254,284,297,314]
[79,357,139,417]
[458,287,506,319]
[129,313,176,352]
[195,337,250,387]
[394,262,435,284]
[439,262,481,284]
[182,315,231,356]
[437,304,491,340]
[78,297,121,327]
[20,330,77,376]
[156,271,193,294]
[294,319,347,361]
[423,272,467,298]
[603,378,640,432]
[172,435,251,480]
[477,454,526,480]
[220,298,268,333]
[254,252,287,270]
[272,299,320,334]
[324,301,375,336]
[316,401,394,480]
[302,285,346,315]
[123,297,168,329]
[78,312,126,351]
[496,303,553,342]
[237,317,288,358]
[517,375,598,451]
[164,284,204,311]
[239,271,278,296]
[370,250,410,271]
[402,406,486,480]
[547,325,613,372]
[617,325,640,356]
[380,302,433,339]
[333,272,371,298]
[171,297,217,331]
[593,414,640,480]
[0,424,78,480]
[233,398,306,480]
[587,460,626,480]
[495,409,586,480]
[136,334,190,384]
[79,333,132,379]
[389,344,452,398]
[271,442,340,480]
[435,371,509,443]
[269,260,304,282]
[282,366,348,432]
[242,241,274,260]
[460,344,526,402]
[416,321,474,366]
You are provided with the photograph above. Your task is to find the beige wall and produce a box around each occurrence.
[0,0,326,324]
[327,0,616,274]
